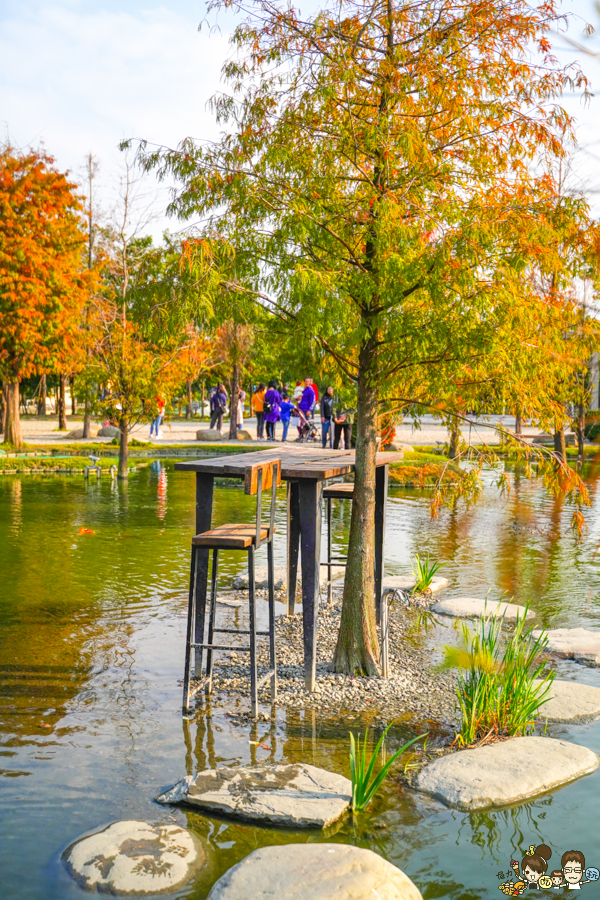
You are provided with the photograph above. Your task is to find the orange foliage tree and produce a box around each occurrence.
[0,144,89,447]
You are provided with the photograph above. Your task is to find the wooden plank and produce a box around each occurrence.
[243,459,282,494]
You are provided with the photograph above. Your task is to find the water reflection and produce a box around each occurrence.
[2,465,600,899]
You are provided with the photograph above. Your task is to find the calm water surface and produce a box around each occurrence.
[2,461,600,898]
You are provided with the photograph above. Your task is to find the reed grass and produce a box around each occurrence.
[349,723,427,812]
[411,552,445,593]
[441,604,554,746]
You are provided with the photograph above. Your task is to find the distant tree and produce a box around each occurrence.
[0,144,89,448]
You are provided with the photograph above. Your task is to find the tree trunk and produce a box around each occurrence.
[58,375,67,430]
[576,402,585,460]
[5,381,23,448]
[37,374,47,417]
[334,344,380,676]
[554,428,566,461]
[118,417,129,479]
[71,377,77,415]
[515,409,522,435]
[83,397,92,439]
[448,419,460,459]
[0,383,5,435]
[186,378,193,420]
[229,361,240,439]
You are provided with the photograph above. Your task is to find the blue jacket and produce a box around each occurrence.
[279,400,294,422]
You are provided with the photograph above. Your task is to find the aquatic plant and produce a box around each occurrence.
[411,553,445,593]
[441,604,554,746]
[349,723,427,812]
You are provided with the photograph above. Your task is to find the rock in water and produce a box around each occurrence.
[533,628,600,666]
[432,597,534,620]
[156,763,351,828]
[416,736,598,810]
[63,820,204,894]
[534,679,600,723]
[384,574,448,594]
[206,844,423,900]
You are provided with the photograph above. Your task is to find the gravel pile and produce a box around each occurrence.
[206,590,459,727]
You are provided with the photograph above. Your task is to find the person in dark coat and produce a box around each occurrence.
[321,386,334,448]
[264,381,282,440]
[210,383,227,431]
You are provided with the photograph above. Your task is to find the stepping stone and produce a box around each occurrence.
[415,736,598,810]
[216,596,243,608]
[432,597,534,620]
[232,566,345,592]
[63,820,205,894]
[535,679,600,723]
[156,763,351,828]
[384,575,448,594]
[532,628,600,666]
[206,844,423,900]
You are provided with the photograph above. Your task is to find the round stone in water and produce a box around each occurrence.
[63,820,205,895]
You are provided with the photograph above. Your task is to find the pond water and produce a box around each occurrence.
[2,461,600,899]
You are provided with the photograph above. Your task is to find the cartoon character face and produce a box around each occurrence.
[551,874,563,886]
[522,865,539,884]
[563,862,583,885]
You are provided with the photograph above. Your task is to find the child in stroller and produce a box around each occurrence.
[295,406,319,442]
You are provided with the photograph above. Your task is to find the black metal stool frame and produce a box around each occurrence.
[182,459,280,717]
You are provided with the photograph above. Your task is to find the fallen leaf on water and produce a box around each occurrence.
[78,527,95,535]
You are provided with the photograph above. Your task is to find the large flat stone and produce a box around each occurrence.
[196,429,223,441]
[384,574,448,594]
[63,820,204,894]
[432,596,534,620]
[206,844,423,900]
[98,425,120,437]
[232,565,345,591]
[533,628,600,666]
[416,736,598,810]
[534,679,600,723]
[156,764,351,828]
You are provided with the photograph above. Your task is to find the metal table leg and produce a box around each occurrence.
[298,479,323,692]
[287,481,300,616]
[194,473,214,678]
[374,464,388,625]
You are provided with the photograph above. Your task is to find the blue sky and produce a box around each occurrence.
[1,0,600,236]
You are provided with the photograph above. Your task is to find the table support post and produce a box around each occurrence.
[194,473,214,678]
[298,479,322,692]
[374,464,388,625]
[287,481,300,616]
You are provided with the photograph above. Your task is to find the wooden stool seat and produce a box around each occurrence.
[323,483,355,500]
[192,523,273,550]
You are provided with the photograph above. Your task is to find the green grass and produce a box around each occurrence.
[411,553,445,592]
[349,723,427,812]
[441,604,554,746]
[0,457,120,472]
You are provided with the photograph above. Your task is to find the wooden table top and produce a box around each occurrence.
[174,447,405,481]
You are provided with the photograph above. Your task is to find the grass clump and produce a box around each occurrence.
[349,723,427,812]
[441,605,554,746]
[411,553,445,592]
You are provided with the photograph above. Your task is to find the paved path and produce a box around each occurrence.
[8,413,542,447]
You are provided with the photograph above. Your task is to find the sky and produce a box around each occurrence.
[1,0,600,238]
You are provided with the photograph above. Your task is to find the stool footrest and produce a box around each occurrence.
[320,560,348,566]
[192,643,251,652]
[213,628,270,636]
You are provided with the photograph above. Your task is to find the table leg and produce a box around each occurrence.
[287,481,300,616]
[374,464,388,625]
[194,473,214,678]
[298,479,323,692]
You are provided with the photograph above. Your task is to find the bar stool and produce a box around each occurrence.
[182,459,281,717]
[321,480,390,676]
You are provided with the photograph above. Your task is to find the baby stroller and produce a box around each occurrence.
[295,406,319,442]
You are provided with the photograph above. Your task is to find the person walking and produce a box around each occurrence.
[321,385,334,448]
[251,383,266,439]
[297,377,315,439]
[333,400,356,449]
[149,395,165,438]
[264,381,282,440]
[210,383,227,431]
[279,392,293,442]
[309,379,319,417]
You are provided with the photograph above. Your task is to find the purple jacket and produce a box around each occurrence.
[298,385,315,414]
[264,388,282,423]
